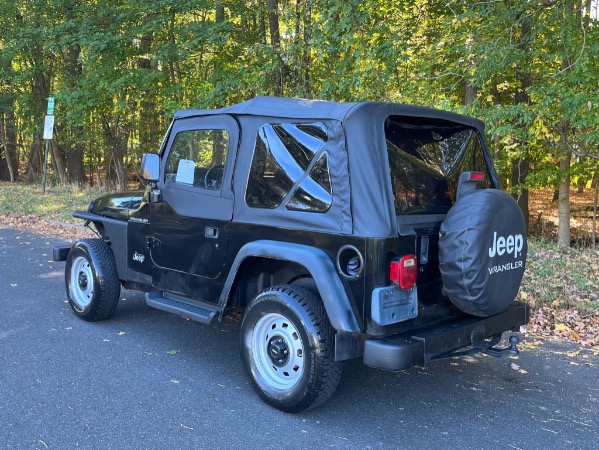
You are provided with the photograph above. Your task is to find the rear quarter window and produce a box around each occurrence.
[245,122,333,213]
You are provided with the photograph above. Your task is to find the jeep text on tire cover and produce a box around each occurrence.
[54,97,529,412]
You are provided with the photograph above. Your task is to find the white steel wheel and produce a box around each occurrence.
[240,285,342,413]
[251,312,305,390]
[69,256,95,310]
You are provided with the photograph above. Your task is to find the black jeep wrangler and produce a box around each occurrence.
[55,97,529,412]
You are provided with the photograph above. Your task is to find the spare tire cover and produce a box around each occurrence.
[439,189,527,317]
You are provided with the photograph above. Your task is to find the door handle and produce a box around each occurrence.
[205,227,218,238]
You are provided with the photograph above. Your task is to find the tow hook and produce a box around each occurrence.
[483,335,520,358]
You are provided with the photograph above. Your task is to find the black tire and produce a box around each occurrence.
[439,189,527,317]
[65,239,120,321]
[240,285,342,413]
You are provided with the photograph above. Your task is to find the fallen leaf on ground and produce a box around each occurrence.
[510,363,528,374]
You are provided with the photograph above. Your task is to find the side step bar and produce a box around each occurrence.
[145,291,219,324]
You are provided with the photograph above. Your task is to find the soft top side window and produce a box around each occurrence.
[245,122,332,213]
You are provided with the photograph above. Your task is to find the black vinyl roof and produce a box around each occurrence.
[172,96,489,237]
[174,96,485,134]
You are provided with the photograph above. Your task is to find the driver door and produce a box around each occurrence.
[149,115,239,290]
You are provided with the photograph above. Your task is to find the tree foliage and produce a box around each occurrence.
[0,0,598,243]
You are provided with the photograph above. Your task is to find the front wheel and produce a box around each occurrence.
[65,239,120,321]
[240,285,342,413]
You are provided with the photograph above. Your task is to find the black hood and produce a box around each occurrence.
[90,190,144,220]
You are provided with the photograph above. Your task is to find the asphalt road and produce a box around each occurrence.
[1,226,598,450]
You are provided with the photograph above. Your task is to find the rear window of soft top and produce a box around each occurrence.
[385,117,492,215]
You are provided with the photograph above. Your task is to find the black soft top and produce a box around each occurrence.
[172,97,489,238]
[174,96,485,134]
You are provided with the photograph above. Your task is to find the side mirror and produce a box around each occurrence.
[140,153,159,182]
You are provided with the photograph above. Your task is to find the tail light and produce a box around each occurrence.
[390,255,418,290]
[456,171,486,200]
[466,171,485,182]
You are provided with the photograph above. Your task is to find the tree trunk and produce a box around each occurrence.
[265,0,281,48]
[557,123,571,247]
[302,0,312,95]
[0,55,18,181]
[265,0,284,95]
[259,9,267,44]
[511,16,532,231]
[556,2,574,247]
[212,130,226,166]
[26,138,42,184]
[50,138,68,184]
[167,12,177,84]
[593,172,598,247]
[557,155,571,247]
[66,42,86,186]
[0,110,18,182]
[67,129,86,187]
[511,156,530,231]
[102,114,129,192]
[464,82,478,105]
[137,28,161,153]
[216,5,225,23]
[489,79,509,188]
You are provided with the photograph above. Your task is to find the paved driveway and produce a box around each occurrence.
[0,227,597,449]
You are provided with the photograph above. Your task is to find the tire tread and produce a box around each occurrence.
[250,285,342,412]
[67,239,120,321]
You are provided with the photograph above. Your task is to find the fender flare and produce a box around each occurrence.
[219,240,360,333]
[73,211,128,281]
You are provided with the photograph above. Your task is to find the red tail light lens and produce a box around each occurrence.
[390,255,418,290]
[467,171,485,182]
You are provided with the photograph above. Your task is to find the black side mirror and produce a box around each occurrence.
[140,153,159,182]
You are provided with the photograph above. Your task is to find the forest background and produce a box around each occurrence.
[1,0,599,248]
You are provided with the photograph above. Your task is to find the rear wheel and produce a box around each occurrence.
[240,285,341,413]
[65,239,120,321]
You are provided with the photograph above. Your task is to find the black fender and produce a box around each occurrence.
[73,211,128,281]
[218,240,361,333]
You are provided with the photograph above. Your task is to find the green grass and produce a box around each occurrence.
[0,181,104,224]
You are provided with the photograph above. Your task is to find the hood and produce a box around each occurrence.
[90,190,144,220]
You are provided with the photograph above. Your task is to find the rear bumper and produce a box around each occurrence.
[363,302,529,371]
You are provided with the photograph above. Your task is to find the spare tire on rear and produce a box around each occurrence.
[439,189,527,317]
